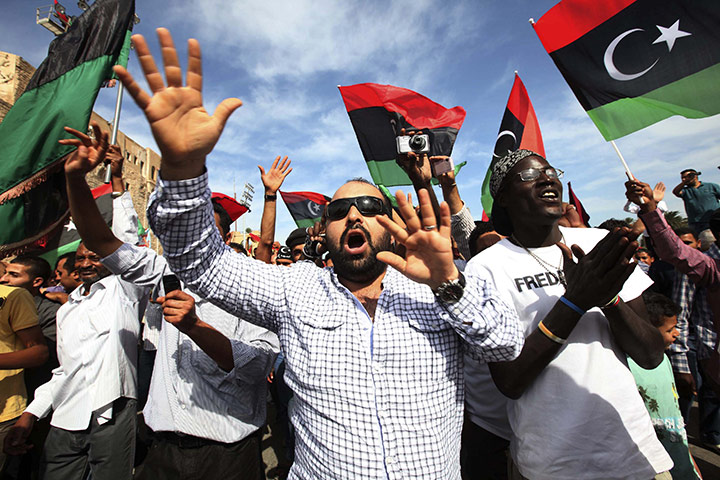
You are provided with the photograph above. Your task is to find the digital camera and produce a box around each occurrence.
[431,156,454,177]
[396,134,430,154]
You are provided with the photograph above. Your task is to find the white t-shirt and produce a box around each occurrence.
[465,226,673,480]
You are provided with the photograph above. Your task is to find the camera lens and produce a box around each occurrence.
[409,134,426,151]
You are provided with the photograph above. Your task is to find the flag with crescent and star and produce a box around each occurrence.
[534,0,720,141]
[338,83,467,188]
[279,190,331,228]
[481,73,545,216]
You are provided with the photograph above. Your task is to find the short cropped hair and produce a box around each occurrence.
[468,221,496,258]
[11,255,52,282]
[597,218,630,231]
[56,252,76,273]
[672,226,696,239]
[642,291,681,328]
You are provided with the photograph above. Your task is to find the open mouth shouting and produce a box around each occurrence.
[539,187,560,204]
[343,228,369,256]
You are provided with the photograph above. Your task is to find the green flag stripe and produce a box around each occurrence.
[587,63,720,141]
[294,218,319,229]
[366,160,467,189]
[0,54,117,194]
[39,239,81,268]
[480,166,493,216]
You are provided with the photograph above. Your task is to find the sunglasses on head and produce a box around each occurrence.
[325,196,388,221]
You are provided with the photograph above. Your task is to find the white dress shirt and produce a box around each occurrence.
[147,172,523,480]
[25,256,156,430]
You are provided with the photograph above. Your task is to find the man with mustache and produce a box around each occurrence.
[113,28,523,479]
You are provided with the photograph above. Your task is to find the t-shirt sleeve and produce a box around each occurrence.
[5,288,39,332]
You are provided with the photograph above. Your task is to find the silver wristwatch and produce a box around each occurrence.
[434,272,466,304]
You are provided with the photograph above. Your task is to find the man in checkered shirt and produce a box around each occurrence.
[114,28,523,479]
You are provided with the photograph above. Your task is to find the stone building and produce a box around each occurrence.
[0,50,162,254]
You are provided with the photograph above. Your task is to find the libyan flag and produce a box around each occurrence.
[279,190,331,229]
[0,0,134,255]
[338,83,466,188]
[482,73,545,215]
[533,0,720,141]
[38,183,114,267]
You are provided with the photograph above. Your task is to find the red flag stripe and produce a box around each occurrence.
[534,0,636,53]
[511,75,545,157]
[279,190,331,205]
[338,83,466,130]
[91,183,112,198]
[211,192,249,222]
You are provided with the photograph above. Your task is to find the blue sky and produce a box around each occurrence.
[3,0,720,243]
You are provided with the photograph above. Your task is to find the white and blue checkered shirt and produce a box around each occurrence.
[147,172,523,480]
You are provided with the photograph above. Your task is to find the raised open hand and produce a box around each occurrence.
[259,156,292,194]
[376,189,457,290]
[112,28,243,180]
[652,182,666,203]
[60,122,109,177]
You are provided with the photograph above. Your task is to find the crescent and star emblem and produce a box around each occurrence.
[307,202,323,217]
[492,130,517,159]
[604,19,691,82]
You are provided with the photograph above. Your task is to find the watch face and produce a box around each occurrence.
[440,283,464,303]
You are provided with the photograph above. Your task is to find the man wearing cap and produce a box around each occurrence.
[114,28,523,480]
[465,149,672,479]
[285,228,308,264]
[672,169,720,244]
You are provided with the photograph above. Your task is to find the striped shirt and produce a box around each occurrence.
[147,172,523,480]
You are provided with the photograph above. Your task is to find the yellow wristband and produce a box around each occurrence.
[538,320,566,345]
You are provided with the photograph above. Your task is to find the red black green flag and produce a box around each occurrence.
[0,0,134,255]
[534,0,720,140]
[279,190,331,229]
[37,183,114,267]
[482,73,545,215]
[567,181,591,226]
[338,83,466,187]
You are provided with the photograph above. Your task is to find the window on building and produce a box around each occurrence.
[140,161,145,173]
[151,166,156,180]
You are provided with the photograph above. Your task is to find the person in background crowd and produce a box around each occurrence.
[628,291,702,479]
[275,247,293,266]
[3,124,154,480]
[255,156,292,264]
[0,285,47,472]
[114,28,523,479]
[467,149,671,480]
[284,228,308,264]
[672,169,720,248]
[468,220,504,260]
[45,253,81,305]
[635,247,655,274]
[0,256,61,477]
[229,242,247,255]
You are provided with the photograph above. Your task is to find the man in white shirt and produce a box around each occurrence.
[466,149,672,480]
[52,123,279,480]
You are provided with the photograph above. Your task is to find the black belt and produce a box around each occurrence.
[152,429,260,449]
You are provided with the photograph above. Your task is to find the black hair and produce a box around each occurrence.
[490,203,514,236]
[680,168,698,176]
[228,242,247,255]
[673,226,696,239]
[634,247,654,259]
[56,252,76,273]
[11,255,52,282]
[642,291,681,328]
[597,218,631,231]
[211,199,232,238]
[468,220,496,258]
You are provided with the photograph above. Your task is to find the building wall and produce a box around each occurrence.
[0,51,163,255]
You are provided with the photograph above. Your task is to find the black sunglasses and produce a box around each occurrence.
[325,196,388,221]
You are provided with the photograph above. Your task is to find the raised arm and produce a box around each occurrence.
[115,28,286,331]
[60,123,123,258]
[627,179,720,288]
[255,156,292,264]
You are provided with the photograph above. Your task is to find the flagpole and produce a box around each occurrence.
[104,82,124,183]
[609,139,645,204]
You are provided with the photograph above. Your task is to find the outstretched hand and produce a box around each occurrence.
[60,122,109,177]
[112,28,243,180]
[259,156,292,194]
[376,189,458,290]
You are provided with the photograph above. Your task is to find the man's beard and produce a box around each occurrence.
[328,224,392,284]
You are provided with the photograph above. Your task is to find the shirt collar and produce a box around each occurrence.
[68,275,113,303]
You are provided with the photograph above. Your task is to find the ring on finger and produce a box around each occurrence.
[423,225,437,231]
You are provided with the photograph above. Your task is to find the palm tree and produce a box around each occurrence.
[663,211,688,230]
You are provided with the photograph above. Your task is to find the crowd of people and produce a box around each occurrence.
[0,27,719,480]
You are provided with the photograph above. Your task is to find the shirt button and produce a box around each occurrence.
[180,404,186,410]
